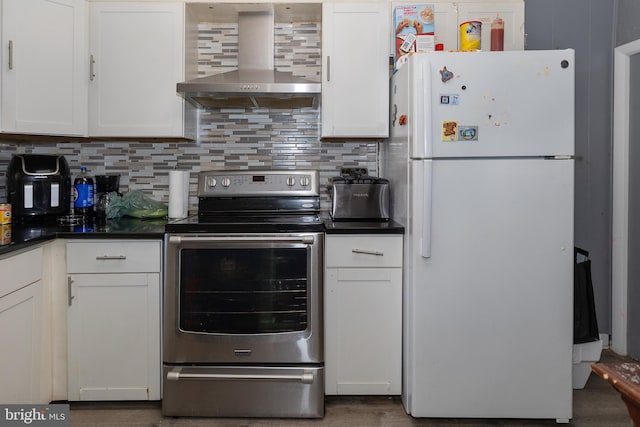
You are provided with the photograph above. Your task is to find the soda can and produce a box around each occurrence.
[0,203,11,225]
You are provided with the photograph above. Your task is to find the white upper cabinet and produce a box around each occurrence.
[321,3,390,139]
[456,2,525,51]
[1,0,88,136]
[88,2,184,137]
[432,2,460,51]
[392,1,524,53]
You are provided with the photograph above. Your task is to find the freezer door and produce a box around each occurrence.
[407,50,575,158]
[406,157,574,419]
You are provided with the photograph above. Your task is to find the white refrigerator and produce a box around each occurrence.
[381,50,575,421]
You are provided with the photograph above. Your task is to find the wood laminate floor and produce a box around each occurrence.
[69,350,634,427]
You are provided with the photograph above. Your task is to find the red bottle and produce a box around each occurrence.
[491,14,504,51]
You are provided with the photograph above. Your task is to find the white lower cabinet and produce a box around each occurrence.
[66,240,161,401]
[0,247,43,404]
[324,234,403,395]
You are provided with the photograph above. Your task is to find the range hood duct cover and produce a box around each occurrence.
[177,10,320,109]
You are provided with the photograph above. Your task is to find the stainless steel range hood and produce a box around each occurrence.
[178,7,320,109]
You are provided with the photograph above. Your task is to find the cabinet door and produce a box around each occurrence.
[1,0,88,136]
[321,3,390,139]
[457,1,525,51]
[0,281,42,404]
[390,2,459,57]
[67,273,161,401]
[88,2,184,137]
[325,267,402,395]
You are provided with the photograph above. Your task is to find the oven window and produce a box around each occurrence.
[179,247,309,334]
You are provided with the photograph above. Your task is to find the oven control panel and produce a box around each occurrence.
[198,170,319,197]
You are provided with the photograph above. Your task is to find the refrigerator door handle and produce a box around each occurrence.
[422,160,433,258]
[415,60,433,159]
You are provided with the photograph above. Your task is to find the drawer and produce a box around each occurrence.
[67,240,161,273]
[325,235,402,268]
[0,247,43,298]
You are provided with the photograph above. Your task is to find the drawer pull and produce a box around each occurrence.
[96,255,127,260]
[351,249,384,256]
[167,368,314,384]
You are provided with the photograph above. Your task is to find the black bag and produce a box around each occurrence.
[573,247,600,344]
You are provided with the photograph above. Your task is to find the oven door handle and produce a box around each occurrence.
[169,235,315,244]
[166,368,315,384]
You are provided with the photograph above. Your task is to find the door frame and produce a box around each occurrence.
[612,38,640,355]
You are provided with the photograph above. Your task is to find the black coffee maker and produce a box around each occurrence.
[7,154,71,221]
[95,175,121,220]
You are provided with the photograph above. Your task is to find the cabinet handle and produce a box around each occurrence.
[326,55,330,82]
[89,54,95,81]
[95,255,126,260]
[8,40,13,70]
[351,248,384,256]
[67,277,74,306]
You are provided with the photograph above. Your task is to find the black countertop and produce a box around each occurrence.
[0,217,167,258]
[0,215,405,258]
[323,215,405,235]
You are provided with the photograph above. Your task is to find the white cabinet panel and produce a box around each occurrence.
[325,235,403,268]
[0,247,44,404]
[324,234,403,395]
[67,240,161,273]
[321,3,390,139]
[0,246,42,298]
[67,272,161,401]
[457,2,525,51]
[66,240,161,401]
[88,2,184,137]
[1,0,88,136]
[0,282,42,404]
[392,1,524,52]
[433,2,460,51]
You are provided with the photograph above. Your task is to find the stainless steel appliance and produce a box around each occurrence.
[328,168,390,220]
[7,154,71,221]
[163,169,324,418]
[177,5,320,109]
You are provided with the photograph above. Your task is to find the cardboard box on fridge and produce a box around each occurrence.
[394,4,435,70]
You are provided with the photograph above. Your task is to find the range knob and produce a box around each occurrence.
[207,176,217,188]
[300,175,311,187]
[221,177,231,188]
[286,176,296,186]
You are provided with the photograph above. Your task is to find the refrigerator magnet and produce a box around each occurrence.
[458,126,478,141]
[441,121,458,141]
[440,94,460,105]
[440,66,454,83]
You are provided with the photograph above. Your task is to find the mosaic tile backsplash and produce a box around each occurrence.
[0,21,379,213]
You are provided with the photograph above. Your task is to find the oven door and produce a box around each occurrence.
[164,232,323,364]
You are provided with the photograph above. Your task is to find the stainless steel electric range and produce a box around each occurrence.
[163,169,324,418]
